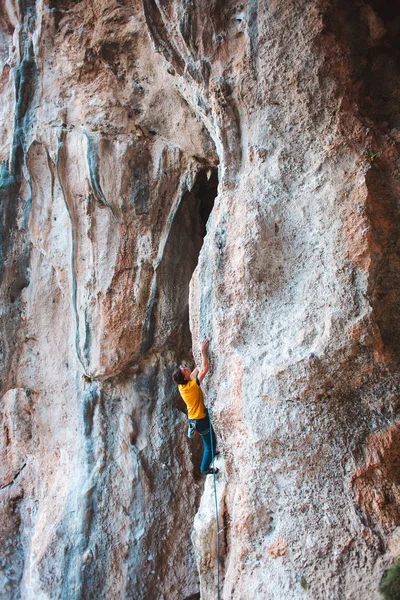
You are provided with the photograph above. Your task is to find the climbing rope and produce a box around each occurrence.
[208,409,221,600]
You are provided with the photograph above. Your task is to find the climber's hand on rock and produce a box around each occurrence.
[201,339,209,353]
[198,339,210,383]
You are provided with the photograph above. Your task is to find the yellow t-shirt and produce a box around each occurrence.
[178,377,207,420]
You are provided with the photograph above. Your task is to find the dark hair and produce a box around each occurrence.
[173,368,187,385]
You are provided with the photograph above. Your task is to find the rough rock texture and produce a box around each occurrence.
[1,0,400,599]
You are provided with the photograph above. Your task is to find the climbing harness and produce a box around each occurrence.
[208,409,221,600]
[188,419,196,438]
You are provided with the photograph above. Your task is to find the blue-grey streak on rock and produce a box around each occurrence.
[59,382,101,600]
[83,310,92,367]
[0,39,36,287]
[82,382,102,482]
[65,381,110,600]
[56,130,87,374]
[21,166,33,234]
[179,0,197,59]
[10,146,45,305]
[131,163,150,215]
[10,40,36,176]
[0,4,35,450]
[0,163,20,285]
[83,132,117,221]
[18,0,37,40]
[77,382,148,600]
[82,383,99,442]
[185,57,211,87]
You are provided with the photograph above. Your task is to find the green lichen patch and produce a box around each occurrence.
[380,558,400,600]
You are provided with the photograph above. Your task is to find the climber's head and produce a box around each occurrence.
[173,366,191,385]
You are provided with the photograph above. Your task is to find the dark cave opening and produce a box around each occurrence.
[195,167,219,234]
[366,0,399,21]
[141,165,219,356]
[174,164,218,329]
[159,165,218,441]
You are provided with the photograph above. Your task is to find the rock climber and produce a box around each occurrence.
[172,339,219,475]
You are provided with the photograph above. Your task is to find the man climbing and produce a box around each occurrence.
[173,339,219,475]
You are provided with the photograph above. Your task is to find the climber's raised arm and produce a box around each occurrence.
[172,337,218,476]
[190,366,199,380]
[197,339,210,384]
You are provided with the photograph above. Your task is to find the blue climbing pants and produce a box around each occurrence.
[193,413,217,473]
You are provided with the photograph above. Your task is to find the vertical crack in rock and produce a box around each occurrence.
[83,132,117,220]
[208,76,242,185]
[56,130,86,373]
[0,463,26,490]
[178,0,197,59]
[247,0,258,76]
[140,272,159,356]
[142,0,186,75]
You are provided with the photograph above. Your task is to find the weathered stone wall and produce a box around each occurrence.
[1,1,400,599]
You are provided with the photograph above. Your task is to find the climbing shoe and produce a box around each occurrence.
[207,467,219,475]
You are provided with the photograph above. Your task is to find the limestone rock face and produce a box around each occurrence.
[1,1,400,599]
